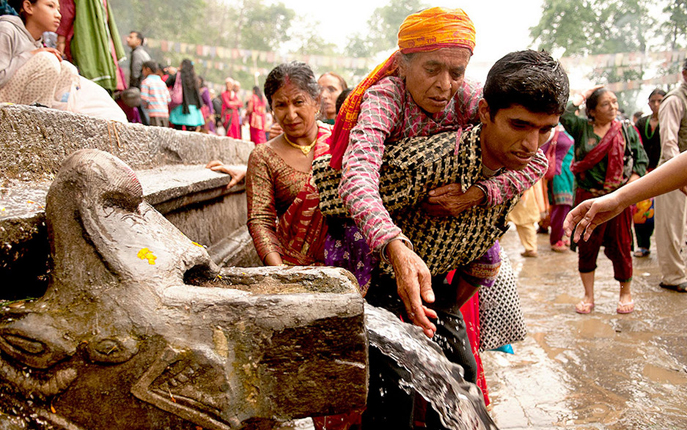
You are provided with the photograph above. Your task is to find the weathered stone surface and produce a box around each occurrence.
[0,104,254,183]
[1,104,259,299]
[0,150,367,429]
[0,165,256,299]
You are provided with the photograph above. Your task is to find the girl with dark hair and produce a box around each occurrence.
[0,0,78,107]
[246,85,266,144]
[562,86,649,315]
[167,59,204,131]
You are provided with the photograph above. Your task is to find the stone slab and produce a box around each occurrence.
[0,103,254,183]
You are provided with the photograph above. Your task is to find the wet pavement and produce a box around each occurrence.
[485,228,687,429]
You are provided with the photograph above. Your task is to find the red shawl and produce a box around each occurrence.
[276,123,332,266]
[571,120,626,193]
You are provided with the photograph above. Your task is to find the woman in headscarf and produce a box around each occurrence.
[329,7,547,338]
[325,8,548,427]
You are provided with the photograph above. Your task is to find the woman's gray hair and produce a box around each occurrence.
[264,62,320,106]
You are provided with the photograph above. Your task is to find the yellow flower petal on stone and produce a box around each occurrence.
[192,241,203,247]
[137,248,150,259]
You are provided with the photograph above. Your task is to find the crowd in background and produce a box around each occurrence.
[3,2,687,429]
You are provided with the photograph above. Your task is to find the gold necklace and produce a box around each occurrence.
[283,134,317,156]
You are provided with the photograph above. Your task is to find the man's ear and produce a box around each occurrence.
[478,98,491,124]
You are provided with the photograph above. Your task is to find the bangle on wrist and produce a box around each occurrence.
[380,233,413,264]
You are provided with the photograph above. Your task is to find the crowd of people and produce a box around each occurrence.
[3,1,687,428]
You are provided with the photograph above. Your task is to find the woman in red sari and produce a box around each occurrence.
[221,77,242,139]
[246,85,267,144]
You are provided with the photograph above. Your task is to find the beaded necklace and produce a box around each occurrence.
[644,116,657,140]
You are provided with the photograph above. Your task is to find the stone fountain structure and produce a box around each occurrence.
[0,106,367,429]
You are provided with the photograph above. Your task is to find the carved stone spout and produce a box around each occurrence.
[0,149,367,429]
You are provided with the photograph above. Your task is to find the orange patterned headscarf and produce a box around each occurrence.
[329,7,476,169]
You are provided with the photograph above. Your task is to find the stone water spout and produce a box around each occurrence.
[0,149,367,429]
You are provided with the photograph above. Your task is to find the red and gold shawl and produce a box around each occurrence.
[329,6,477,169]
[276,123,332,266]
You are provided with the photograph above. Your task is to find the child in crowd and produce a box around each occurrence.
[140,60,170,127]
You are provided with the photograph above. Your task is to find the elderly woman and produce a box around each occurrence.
[0,0,78,107]
[330,7,548,339]
[562,87,648,315]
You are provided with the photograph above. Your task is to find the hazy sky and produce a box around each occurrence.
[283,0,546,82]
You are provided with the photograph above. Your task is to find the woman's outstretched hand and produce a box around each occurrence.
[205,160,247,188]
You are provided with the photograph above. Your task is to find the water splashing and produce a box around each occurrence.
[365,304,498,430]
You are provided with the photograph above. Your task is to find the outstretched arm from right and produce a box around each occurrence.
[565,151,687,242]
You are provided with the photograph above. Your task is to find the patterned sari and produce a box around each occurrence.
[246,122,331,266]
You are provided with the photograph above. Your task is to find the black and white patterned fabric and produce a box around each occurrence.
[313,126,520,276]
[478,251,527,351]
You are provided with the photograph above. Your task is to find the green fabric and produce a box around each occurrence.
[71,0,124,92]
[561,102,648,194]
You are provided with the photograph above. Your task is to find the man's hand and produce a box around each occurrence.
[564,193,623,243]
[421,184,485,217]
[386,239,437,338]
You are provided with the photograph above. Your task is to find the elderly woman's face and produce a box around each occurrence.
[590,91,618,124]
[318,74,344,119]
[271,83,319,139]
[402,47,471,114]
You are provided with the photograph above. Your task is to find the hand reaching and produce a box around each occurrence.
[205,160,247,188]
[386,239,437,338]
[563,193,623,242]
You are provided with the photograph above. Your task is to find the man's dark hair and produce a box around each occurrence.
[130,31,144,44]
[682,58,687,71]
[142,61,158,73]
[483,50,569,117]
[264,61,319,106]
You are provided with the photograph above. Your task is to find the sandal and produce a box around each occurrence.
[575,301,594,314]
[617,301,635,314]
[633,248,650,258]
[659,282,687,293]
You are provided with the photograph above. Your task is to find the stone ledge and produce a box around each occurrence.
[0,103,254,182]
[0,165,255,299]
